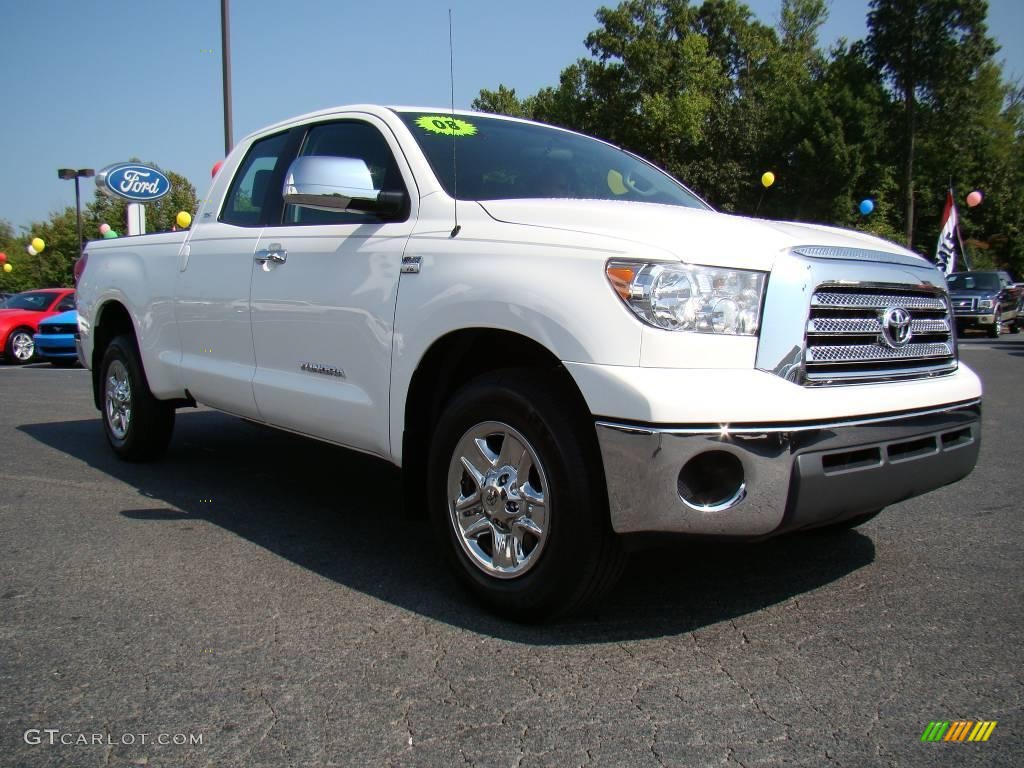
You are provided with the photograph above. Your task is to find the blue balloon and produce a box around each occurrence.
[859,199,874,215]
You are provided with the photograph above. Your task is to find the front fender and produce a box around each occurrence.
[388,223,643,464]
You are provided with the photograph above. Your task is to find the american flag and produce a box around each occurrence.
[934,190,959,275]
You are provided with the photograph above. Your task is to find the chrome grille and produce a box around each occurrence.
[807,343,953,363]
[951,297,977,314]
[805,285,956,384]
[807,317,950,335]
[812,292,947,310]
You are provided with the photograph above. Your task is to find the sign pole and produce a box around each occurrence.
[126,203,146,236]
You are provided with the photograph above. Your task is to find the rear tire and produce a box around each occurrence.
[428,369,625,622]
[4,327,36,364]
[99,335,175,461]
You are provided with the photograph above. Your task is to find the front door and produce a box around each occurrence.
[249,116,417,457]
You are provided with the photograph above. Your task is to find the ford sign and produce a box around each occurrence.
[96,163,171,202]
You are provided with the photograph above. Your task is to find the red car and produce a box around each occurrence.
[0,289,76,364]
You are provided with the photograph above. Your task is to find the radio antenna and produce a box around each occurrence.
[448,8,461,238]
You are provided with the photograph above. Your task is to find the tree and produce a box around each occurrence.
[472,85,532,118]
[0,164,197,291]
[472,0,1023,271]
[865,0,997,247]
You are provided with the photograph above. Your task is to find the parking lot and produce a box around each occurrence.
[1,336,1020,767]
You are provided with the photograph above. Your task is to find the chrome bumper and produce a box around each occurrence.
[596,401,981,537]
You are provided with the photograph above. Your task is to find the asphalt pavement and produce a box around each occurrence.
[1,336,1021,767]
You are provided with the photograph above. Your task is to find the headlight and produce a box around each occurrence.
[607,261,767,335]
[978,299,993,310]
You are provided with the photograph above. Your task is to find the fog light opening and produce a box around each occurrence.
[677,451,746,512]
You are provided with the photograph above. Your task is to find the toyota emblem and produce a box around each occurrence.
[880,307,913,348]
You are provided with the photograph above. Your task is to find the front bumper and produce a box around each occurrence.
[596,401,980,537]
[33,333,78,360]
[954,313,996,327]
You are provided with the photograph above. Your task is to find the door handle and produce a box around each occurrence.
[256,244,287,265]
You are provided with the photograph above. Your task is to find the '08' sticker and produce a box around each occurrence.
[415,115,478,137]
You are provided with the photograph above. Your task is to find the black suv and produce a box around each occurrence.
[947,270,1022,338]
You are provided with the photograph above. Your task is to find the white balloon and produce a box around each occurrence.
[27,245,38,256]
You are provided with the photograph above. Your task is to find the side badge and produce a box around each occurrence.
[301,362,346,378]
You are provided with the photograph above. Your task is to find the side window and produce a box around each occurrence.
[220,131,290,227]
[283,121,407,226]
[56,295,76,312]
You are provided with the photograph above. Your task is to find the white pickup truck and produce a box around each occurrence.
[77,105,982,620]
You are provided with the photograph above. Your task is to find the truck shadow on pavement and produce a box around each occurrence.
[20,410,875,644]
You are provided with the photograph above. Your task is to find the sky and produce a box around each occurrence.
[1,0,1022,232]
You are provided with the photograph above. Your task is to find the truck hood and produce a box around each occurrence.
[477,199,926,273]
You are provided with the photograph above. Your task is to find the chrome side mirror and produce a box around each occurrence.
[282,155,382,211]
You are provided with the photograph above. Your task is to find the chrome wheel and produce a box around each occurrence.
[446,421,550,579]
[11,331,34,362]
[105,359,133,440]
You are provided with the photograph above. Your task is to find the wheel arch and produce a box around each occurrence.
[399,328,596,512]
[90,300,137,409]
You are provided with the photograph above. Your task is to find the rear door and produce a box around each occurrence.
[248,115,417,457]
[174,130,297,418]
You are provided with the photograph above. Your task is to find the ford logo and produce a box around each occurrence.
[96,163,171,202]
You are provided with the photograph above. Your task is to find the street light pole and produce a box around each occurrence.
[221,0,233,156]
[57,168,95,258]
[74,176,82,259]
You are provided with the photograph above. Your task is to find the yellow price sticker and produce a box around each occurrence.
[415,115,478,137]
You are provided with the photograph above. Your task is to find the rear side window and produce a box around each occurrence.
[220,132,290,227]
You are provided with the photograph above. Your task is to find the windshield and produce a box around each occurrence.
[4,291,56,311]
[397,111,709,209]
[947,273,1000,291]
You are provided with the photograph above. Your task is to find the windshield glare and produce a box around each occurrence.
[4,291,55,311]
[947,273,1000,291]
[398,112,708,209]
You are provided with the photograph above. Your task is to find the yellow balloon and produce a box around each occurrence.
[31,237,45,252]
[176,211,192,229]
[3,263,12,273]
[761,172,775,188]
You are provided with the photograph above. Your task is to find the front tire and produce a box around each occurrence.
[987,307,1002,338]
[99,335,175,461]
[428,369,625,622]
[4,327,36,364]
